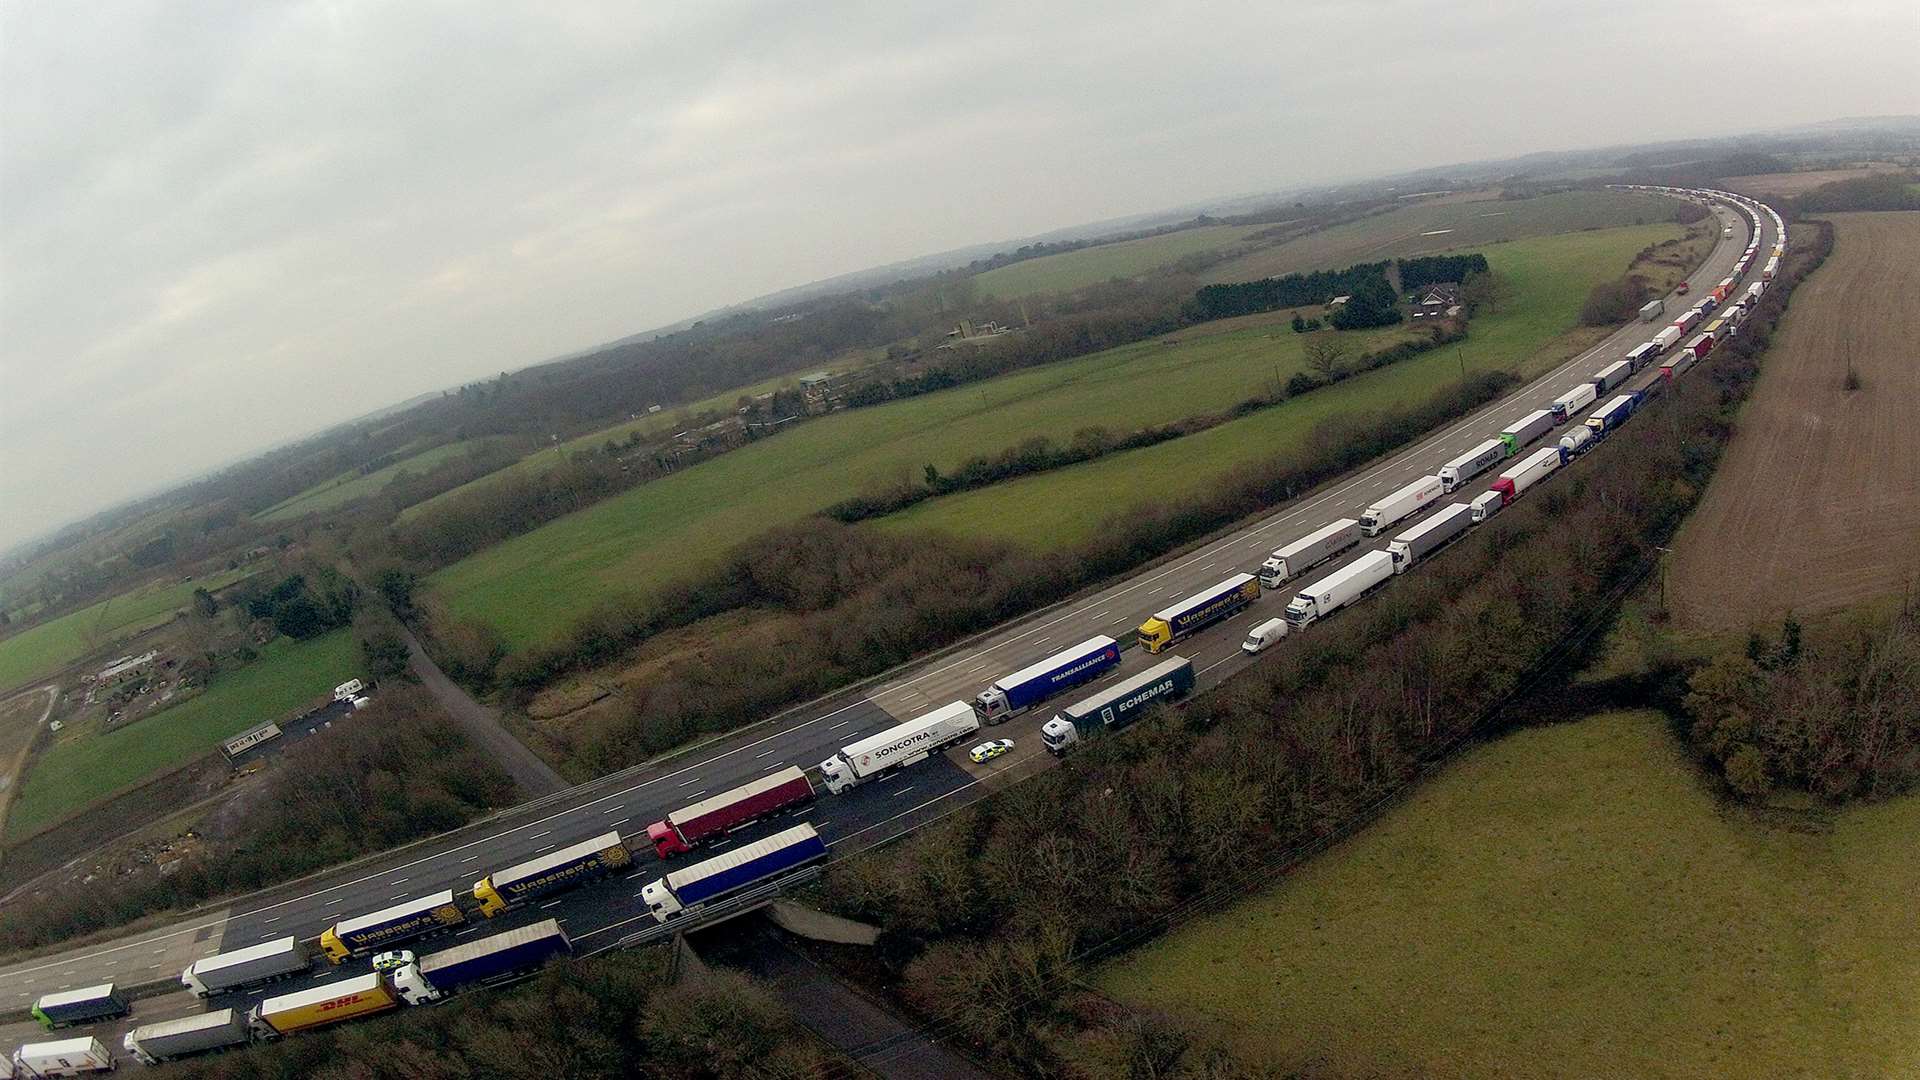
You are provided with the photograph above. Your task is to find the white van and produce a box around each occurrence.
[1241,618,1288,655]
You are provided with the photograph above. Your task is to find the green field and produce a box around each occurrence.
[1100,711,1920,1078]
[973,224,1271,300]
[0,568,255,695]
[880,224,1677,549]
[1208,189,1680,284]
[426,310,1424,652]
[258,438,499,522]
[5,629,358,838]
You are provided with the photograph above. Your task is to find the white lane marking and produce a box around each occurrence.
[754,748,777,758]
[540,899,565,909]
[527,831,550,840]
[828,720,852,730]
[603,805,624,813]
[1200,656,1235,675]
[677,777,702,787]
[389,878,408,886]
[609,817,630,827]
[388,894,407,901]
[892,786,916,797]
[456,927,480,936]
[460,855,480,863]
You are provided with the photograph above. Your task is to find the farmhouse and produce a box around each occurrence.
[1410,282,1463,320]
[96,651,158,686]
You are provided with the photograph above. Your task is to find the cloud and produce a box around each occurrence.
[3,0,1917,549]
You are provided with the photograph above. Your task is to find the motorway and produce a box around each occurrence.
[0,192,1772,1050]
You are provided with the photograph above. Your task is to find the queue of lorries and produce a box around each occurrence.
[8,186,1778,1078]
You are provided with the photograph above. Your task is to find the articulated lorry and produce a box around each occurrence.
[647,767,815,857]
[1285,551,1394,629]
[321,890,466,963]
[10,1037,112,1077]
[1651,325,1683,352]
[972,636,1121,723]
[30,985,128,1030]
[124,1010,252,1066]
[1491,446,1566,504]
[1585,393,1640,437]
[1137,574,1260,653]
[1625,342,1659,370]
[473,831,631,916]
[1387,504,1475,574]
[1498,410,1556,455]
[1439,441,1506,494]
[1041,656,1195,754]
[1549,382,1597,423]
[394,919,573,1002]
[1590,360,1632,394]
[1359,475,1443,536]
[250,972,404,1038]
[181,936,312,997]
[1258,520,1360,587]
[641,823,829,922]
[820,702,977,794]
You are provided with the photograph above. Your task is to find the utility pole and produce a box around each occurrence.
[1654,546,1672,620]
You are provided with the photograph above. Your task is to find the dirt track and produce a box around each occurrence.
[1668,213,1920,629]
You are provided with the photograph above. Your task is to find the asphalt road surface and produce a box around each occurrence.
[0,192,1772,1045]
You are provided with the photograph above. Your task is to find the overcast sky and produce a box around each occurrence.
[2,0,1915,550]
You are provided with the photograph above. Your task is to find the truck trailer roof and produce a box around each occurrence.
[188,936,301,975]
[421,919,569,976]
[837,702,974,760]
[1060,656,1192,719]
[258,972,385,1017]
[487,832,625,891]
[33,983,116,1010]
[988,636,1117,692]
[333,890,458,937]
[1150,573,1256,623]
[663,824,822,893]
[669,767,808,827]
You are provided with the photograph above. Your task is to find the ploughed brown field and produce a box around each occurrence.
[1668,213,1920,629]
[1721,164,1908,198]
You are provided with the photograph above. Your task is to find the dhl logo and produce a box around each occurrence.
[316,993,370,1012]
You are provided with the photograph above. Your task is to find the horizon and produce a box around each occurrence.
[4,1,1916,552]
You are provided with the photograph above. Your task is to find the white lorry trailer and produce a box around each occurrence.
[1438,440,1507,494]
[820,701,978,794]
[10,1038,113,1077]
[1387,503,1475,573]
[181,936,311,997]
[1256,519,1360,587]
[1284,551,1395,628]
[1358,475,1443,537]
[123,1010,253,1065]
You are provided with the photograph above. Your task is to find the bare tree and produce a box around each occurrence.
[1302,335,1353,381]
[1459,270,1511,315]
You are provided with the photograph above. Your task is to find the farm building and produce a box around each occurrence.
[1410,283,1463,320]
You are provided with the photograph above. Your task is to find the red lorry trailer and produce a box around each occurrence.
[646,766,815,858]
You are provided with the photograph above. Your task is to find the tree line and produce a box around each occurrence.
[1187,260,1392,320]
[1398,252,1490,293]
